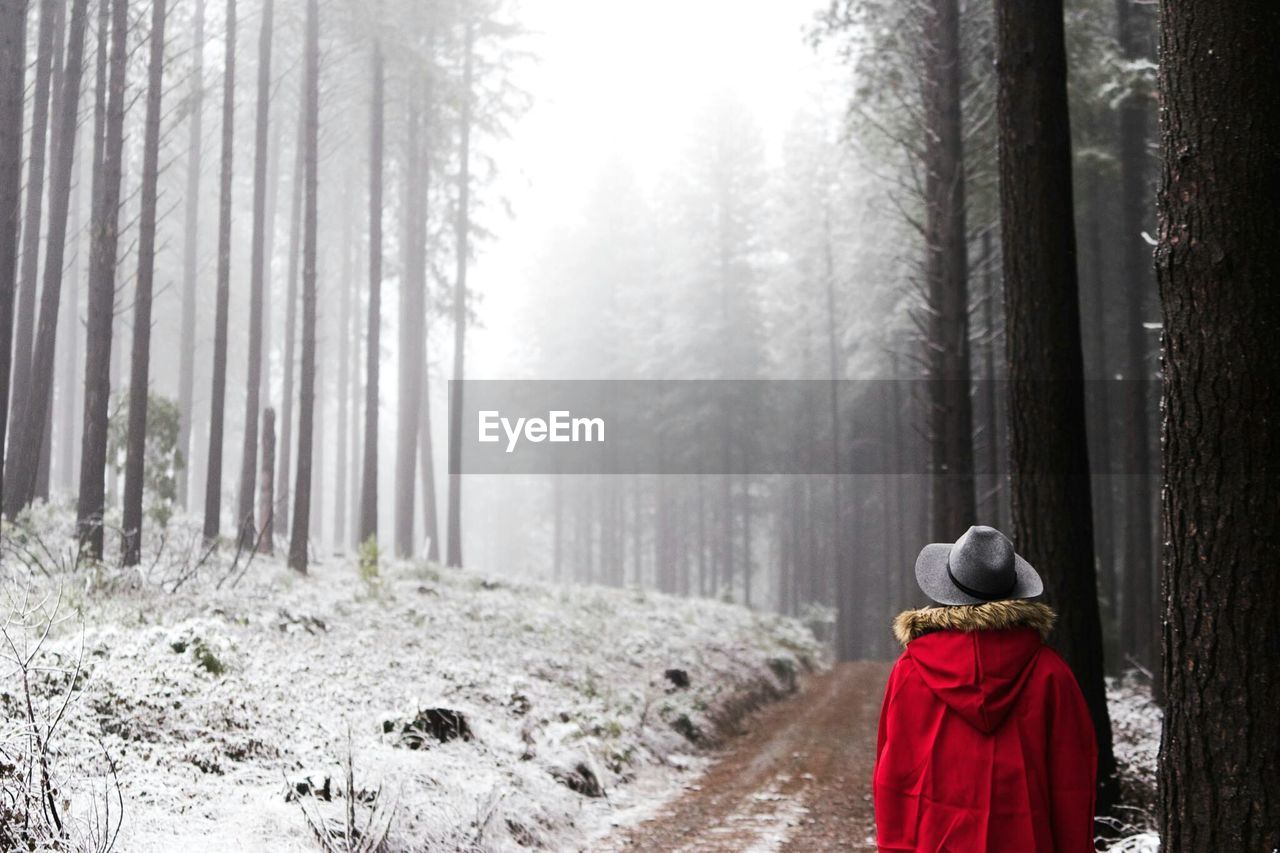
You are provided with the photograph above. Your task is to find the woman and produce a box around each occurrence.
[874,525,1097,852]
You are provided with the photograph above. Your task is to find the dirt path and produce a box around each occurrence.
[605,661,891,852]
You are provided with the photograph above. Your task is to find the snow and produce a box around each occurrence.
[2,506,821,851]
[1102,672,1162,851]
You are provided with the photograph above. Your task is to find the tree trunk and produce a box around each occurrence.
[1115,0,1157,684]
[994,0,1118,815]
[359,40,383,548]
[334,168,352,552]
[445,19,473,569]
[58,121,85,491]
[176,0,205,509]
[121,0,166,566]
[395,77,424,558]
[235,0,273,550]
[1155,0,1280,847]
[202,0,235,542]
[923,0,976,540]
[288,0,318,574]
[10,0,62,442]
[418,360,439,561]
[8,0,87,517]
[0,0,26,518]
[74,0,116,556]
[258,406,275,553]
[276,109,303,545]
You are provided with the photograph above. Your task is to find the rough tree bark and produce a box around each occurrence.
[993,0,1118,815]
[922,0,976,541]
[0,0,26,515]
[203,0,236,542]
[8,0,87,518]
[10,0,61,440]
[359,39,383,548]
[121,0,167,566]
[445,19,474,568]
[176,0,204,508]
[288,0,318,574]
[236,0,273,550]
[75,0,117,557]
[1155,0,1280,847]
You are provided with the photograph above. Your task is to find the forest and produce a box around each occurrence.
[0,0,1275,849]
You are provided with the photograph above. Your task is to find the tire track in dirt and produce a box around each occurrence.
[604,661,891,852]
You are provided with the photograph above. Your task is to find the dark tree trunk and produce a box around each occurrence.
[8,0,87,517]
[1115,0,1157,683]
[10,0,61,440]
[74,0,115,556]
[445,19,473,568]
[121,0,167,566]
[1155,0,1280,847]
[176,0,204,508]
[923,0,976,540]
[258,406,274,553]
[978,227,1005,527]
[202,0,235,542]
[359,39,383,548]
[0,0,26,517]
[276,111,303,544]
[235,0,273,550]
[288,0,318,574]
[1080,139,1119,639]
[994,0,1118,815]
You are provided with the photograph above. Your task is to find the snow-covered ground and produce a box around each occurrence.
[1103,672,1162,851]
[1,507,821,851]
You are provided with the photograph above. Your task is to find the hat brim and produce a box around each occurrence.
[914,542,1044,606]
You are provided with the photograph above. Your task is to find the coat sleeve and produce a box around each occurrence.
[1046,658,1098,852]
[875,653,916,852]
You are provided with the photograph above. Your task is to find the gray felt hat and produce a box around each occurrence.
[914,525,1043,606]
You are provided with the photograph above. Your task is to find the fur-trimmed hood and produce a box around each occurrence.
[892,599,1056,646]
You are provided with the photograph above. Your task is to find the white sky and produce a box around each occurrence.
[467,0,832,376]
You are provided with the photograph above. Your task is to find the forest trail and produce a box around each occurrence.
[604,661,891,852]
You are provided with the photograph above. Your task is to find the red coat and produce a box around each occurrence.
[874,604,1097,852]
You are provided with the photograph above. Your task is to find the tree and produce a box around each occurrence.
[236,0,274,549]
[359,37,383,550]
[444,17,473,568]
[121,0,168,566]
[396,65,429,558]
[276,113,303,546]
[288,0,319,573]
[8,0,89,518]
[1114,0,1157,682]
[203,0,236,542]
[993,0,1118,814]
[921,0,976,540]
[176,0,205,508]
[9,0,62,441]
[75,0,120,557]
[1155,0,1280,847]
[0,0,25,516]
